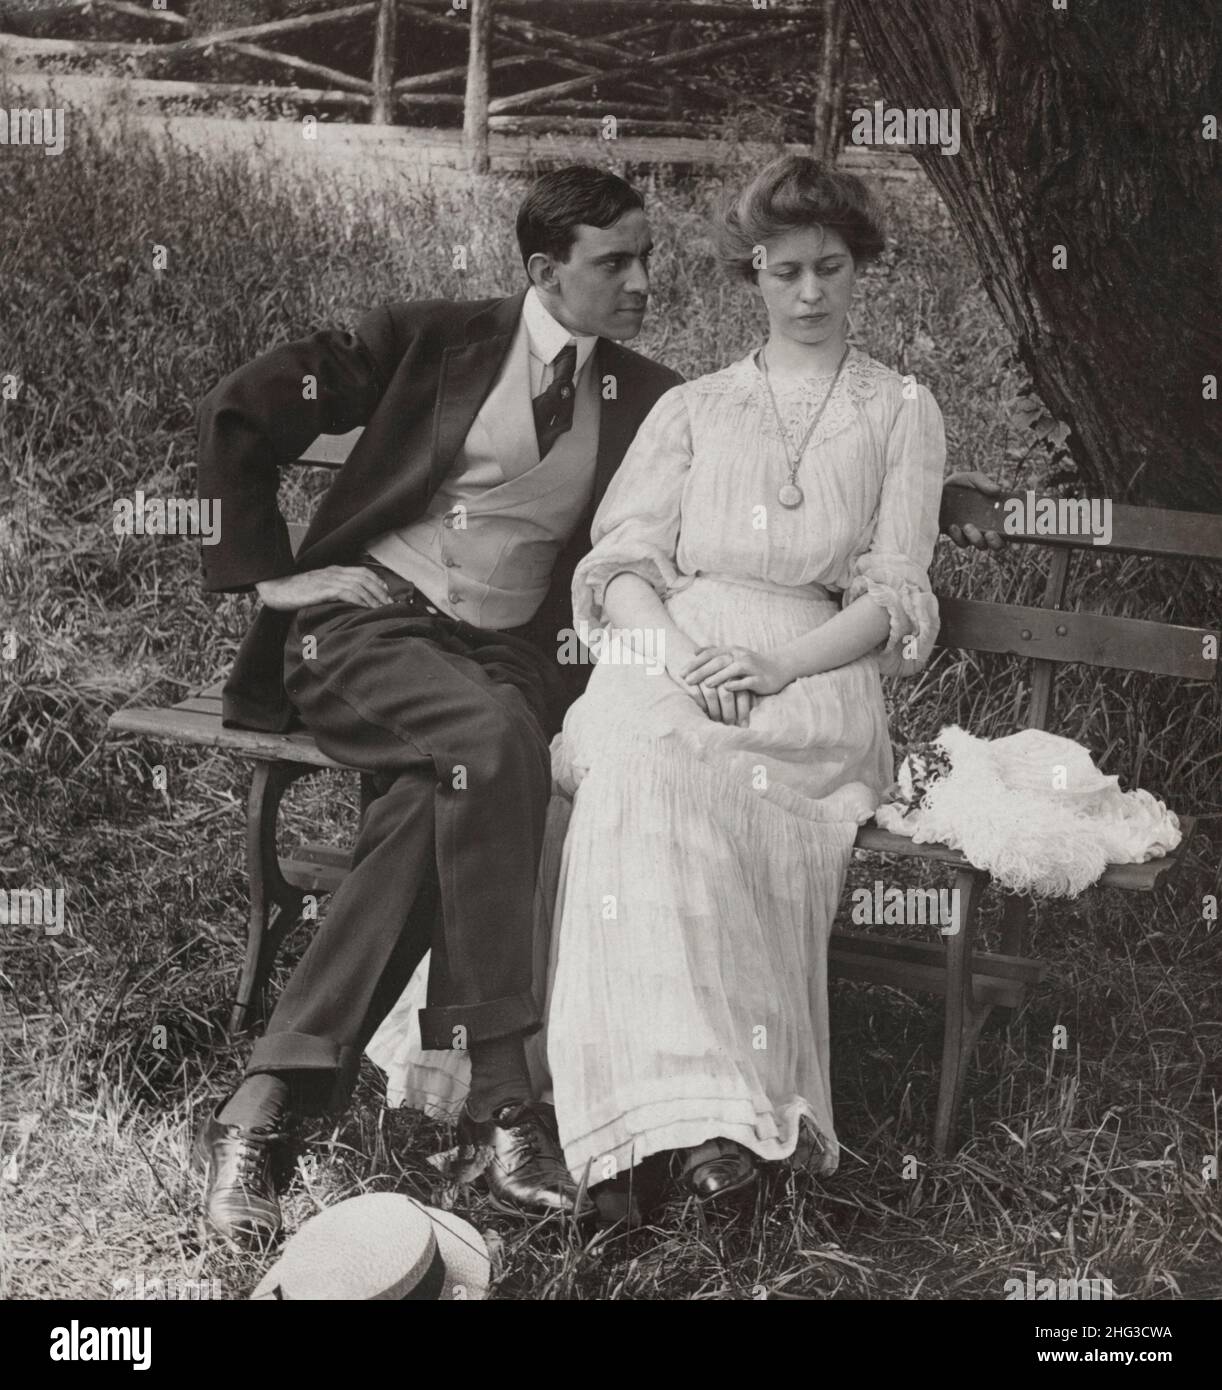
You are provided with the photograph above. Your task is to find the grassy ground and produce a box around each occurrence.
[1,107,1219,1301]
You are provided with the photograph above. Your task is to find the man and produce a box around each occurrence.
[194,165,1003,1246]
[195,168,676,1242]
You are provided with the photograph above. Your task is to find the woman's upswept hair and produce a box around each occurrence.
[715,155,886,281]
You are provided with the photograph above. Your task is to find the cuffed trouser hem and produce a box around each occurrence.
[418,991,540,1051]
[246,1032,355,1076]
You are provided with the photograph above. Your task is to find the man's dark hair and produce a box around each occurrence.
[516,166,645,270]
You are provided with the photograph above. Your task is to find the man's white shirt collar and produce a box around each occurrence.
[523,286,597,378]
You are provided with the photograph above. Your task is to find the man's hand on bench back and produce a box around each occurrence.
[943,471,1006,551]
[255,567,394,612]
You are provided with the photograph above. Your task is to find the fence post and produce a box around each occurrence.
[464,0,494,172]
[372,0,398,125]
[664,20,688,119]
[813,0,847,164]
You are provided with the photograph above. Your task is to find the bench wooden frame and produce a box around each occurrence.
[108,432,1219,1154]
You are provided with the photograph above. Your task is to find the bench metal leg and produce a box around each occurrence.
[995,891,1032,1027]
[228,760,321,1037]
[933,867,992,1156]
[999,892,1030,958]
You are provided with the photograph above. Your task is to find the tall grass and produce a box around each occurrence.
[0,105,1218,1300]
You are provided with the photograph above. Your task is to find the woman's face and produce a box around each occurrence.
[754,225,857,349]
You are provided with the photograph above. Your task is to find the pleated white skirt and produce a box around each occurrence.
[547,575,891,1181]
[367,576,892,1181]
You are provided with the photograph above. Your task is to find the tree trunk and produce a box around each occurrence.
[844,0,1221,512]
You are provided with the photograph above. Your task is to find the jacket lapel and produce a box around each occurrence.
[431,291,526,489]
[591,339,639,508]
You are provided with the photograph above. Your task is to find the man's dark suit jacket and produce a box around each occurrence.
[197,290,682,732]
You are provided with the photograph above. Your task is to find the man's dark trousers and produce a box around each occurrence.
[245,562,563,1104]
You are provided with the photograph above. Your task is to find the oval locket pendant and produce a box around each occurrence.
[778,483,804,509]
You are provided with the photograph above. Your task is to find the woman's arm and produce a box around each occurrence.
[682,593,890,695]
[603,572,755,725]
[772,594,891,680]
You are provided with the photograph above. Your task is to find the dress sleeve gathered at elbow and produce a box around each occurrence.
[843,382,946,677]
[572,386,695,628]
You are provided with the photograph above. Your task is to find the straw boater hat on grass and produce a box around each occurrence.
[250,1193,491,1300]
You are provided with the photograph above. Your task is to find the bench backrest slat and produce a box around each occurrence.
[936,596,1216,681]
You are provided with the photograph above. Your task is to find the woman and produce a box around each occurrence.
[544,154,945,1201]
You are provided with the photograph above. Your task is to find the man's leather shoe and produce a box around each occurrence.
[192,1108,286,1248]
[678,1138,758,1204]
[459,1101,593,1219]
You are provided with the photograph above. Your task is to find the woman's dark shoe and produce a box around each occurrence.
[590,1151,669,1234]
[590,1172,644,1234]
[192,1108,286,1248]
[678,1138,758,1204]
[458,1101,594,1220]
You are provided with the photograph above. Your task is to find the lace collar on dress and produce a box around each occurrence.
[687,345,893,449]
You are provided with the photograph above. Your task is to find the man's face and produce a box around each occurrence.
[530,208,652,340]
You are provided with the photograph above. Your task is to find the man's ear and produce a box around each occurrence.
[526,252,559,292]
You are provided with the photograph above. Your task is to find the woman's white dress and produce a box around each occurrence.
[367,346,945,1180]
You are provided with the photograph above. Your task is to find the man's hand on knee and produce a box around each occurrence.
[256,566,394,611]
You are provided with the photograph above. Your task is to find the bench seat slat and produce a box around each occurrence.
[173,696,224,714]
[854,820,1194,892]
[280,858,349,894]
[107,706,346,769]
[854,824,971,867]
[1090,834,1195,890]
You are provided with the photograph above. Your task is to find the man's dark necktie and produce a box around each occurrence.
[532,342,578,460]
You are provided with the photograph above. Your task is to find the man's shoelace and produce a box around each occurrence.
[504,1117,544,1158]
[498,1109,569,1173]
[219,1128,280,1185]
[234,1144,272,1183]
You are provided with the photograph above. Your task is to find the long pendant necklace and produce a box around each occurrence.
[759,343,850,509]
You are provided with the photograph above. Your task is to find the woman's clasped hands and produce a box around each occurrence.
[670,644,794,726]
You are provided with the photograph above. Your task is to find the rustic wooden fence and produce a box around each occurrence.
[1,0,854,171]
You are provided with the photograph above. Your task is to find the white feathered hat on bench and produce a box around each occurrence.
[875,726,1181,898]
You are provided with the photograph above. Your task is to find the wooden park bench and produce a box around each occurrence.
[843,488,1216,1151]
[107,432,1219,1154]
